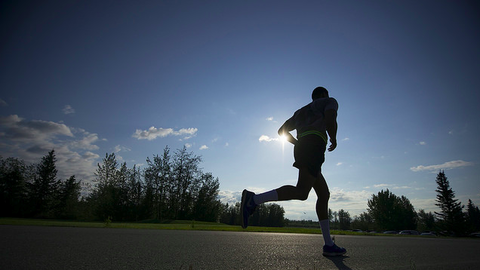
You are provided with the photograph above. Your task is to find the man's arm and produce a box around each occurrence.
[324,109,337,151]
[278,118,297,145]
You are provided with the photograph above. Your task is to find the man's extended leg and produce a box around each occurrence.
[314,173,346,256]
[313,173,332,245]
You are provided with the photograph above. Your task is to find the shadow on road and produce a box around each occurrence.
[324,255,352,270]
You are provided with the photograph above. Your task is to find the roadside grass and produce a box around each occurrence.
[0,217,326,233]
[0,217,415,237]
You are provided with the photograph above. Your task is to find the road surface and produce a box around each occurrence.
[1,225,479,269]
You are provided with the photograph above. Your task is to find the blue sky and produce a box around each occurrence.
[1,0,479,220]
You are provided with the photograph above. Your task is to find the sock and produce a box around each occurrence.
[253,190,278,205]
[319,219,334,246]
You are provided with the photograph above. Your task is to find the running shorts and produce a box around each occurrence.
[293,134,327,177]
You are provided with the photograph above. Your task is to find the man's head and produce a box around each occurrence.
[312,86,329,100]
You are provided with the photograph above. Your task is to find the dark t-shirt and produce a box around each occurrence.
[286,97,338,141]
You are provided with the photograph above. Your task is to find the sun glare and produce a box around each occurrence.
[279,134,287,157]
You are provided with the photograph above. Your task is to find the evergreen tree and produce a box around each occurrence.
[466,199,480,233]
[434,171,465,235]
[29,150,60,218]
[56,175,81,219]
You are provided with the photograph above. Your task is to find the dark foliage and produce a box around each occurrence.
[367,189,417,231]
[220,202,286,227]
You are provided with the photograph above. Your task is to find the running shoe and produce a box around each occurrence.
[240,189,257,229]
[323,243,347,256]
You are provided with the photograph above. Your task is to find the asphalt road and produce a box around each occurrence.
[1,225,479,269]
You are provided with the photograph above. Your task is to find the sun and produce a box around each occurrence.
[279,134,288,143]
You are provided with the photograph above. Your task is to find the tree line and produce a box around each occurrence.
[325,171,480,236]
[0,147,286,226]
[220,202,285,227]
[2,148,478,235]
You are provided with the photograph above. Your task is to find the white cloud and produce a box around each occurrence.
[218,190,242,205]
[259,135,279,142]
[70,133,99,151]
[199,145,208,150]
[410,160,474,172]
[132,126,197,140]
[419,141,426,145]
[342,137,350,141]
[266,117,274,121]
[321,188,372,217]
[83,151,100,160]
[185,143,192,148]
[336,162,343,166]
[62,105,75,114]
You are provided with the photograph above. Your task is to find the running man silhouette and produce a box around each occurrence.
[241,86,347,256]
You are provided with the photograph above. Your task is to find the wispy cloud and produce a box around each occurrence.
[199,145,208,150]
[0,115,74,141]
[259,135,279,142]
[62,105,75,114]
[265,116,277,123]
[365,184,413,190]
[373,184,390,188]
[419,141,426,145]
[114,145,131,153]
[410,160,474,172]
[0,99,7,107]
[132,127,197,140]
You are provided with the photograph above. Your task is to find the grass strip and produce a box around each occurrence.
[0,217,397,236]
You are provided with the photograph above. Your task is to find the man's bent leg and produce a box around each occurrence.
[254,167,315,205]
[276,167,315,201]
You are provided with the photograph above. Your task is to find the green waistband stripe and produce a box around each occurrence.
[298,131,327,144]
